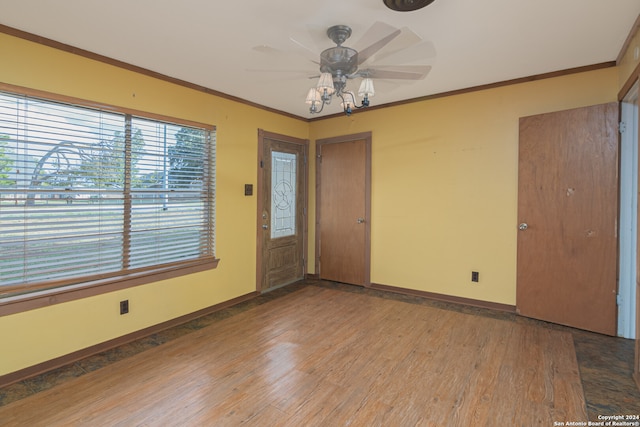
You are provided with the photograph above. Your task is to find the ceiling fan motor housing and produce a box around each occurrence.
[320,25,359,78]
[320,46,359,76]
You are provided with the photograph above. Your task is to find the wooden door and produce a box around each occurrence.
[316,133,371,286]
[516,103,618,335]
[257,130,308,292]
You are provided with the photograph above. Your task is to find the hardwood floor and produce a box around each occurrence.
[0,280,638,426]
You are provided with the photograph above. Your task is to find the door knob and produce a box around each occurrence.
[262,224,268,229]
[357,218,365,224]
[519,223,528,231]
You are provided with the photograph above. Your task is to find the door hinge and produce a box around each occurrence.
[260,160,264,168]
[317,154,322,163]
[619,121,627,134]
[617,294,623,306]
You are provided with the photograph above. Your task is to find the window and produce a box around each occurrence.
[0,90,216,300]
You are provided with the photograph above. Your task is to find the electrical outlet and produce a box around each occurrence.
[120,300,129,315]
[471,271,479,283]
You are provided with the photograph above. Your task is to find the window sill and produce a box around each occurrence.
[0,258,220,317]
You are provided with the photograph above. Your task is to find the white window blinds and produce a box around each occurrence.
[0,92,216,296]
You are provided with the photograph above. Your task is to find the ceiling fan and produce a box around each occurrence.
[250,21,434,115]
[305,23,433,115]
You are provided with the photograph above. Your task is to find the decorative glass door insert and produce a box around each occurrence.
[270,151,297,238]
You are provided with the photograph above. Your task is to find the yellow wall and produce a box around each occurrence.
[308,68,619,305]
[0,31,620,376]
[618,22,640,91]
[0,33,308,376]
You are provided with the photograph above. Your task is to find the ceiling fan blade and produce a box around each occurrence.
[245,69,318,85]
[251,44,317,71]
[352,22,404,64]
[288,34,321,65]
[357,30,402,65]
[301,23,335,51]
[246,68,315,75]
[361,65,432,80]
[368,39,435,69]
[353,22,398,50]
[252,45,282,55]
[364,27,422,64]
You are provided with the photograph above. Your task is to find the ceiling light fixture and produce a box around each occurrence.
[305,25,375,116]
[383,0,436,12]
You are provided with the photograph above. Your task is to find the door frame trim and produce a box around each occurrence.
[620,83,638,339]
[256,129,309,292]
[315,131,372,286]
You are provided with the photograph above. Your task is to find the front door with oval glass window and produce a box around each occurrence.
[258,130,307,292]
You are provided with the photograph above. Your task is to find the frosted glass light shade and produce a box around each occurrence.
[305,88,321,105]
[358,78,375,97]
[317,73,335,95]
[340,91,356,109]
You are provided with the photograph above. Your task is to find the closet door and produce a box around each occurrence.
[516,103,618,335]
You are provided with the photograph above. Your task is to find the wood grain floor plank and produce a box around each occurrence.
[549,331,589,422]
[447,316,511,426]
[0,286,587,426]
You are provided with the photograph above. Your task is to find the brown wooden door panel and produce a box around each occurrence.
[257,131,308,292]
[317,133,371,286]
[516,103,618,335]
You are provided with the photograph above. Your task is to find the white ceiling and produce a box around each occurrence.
[1,0,639,119]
